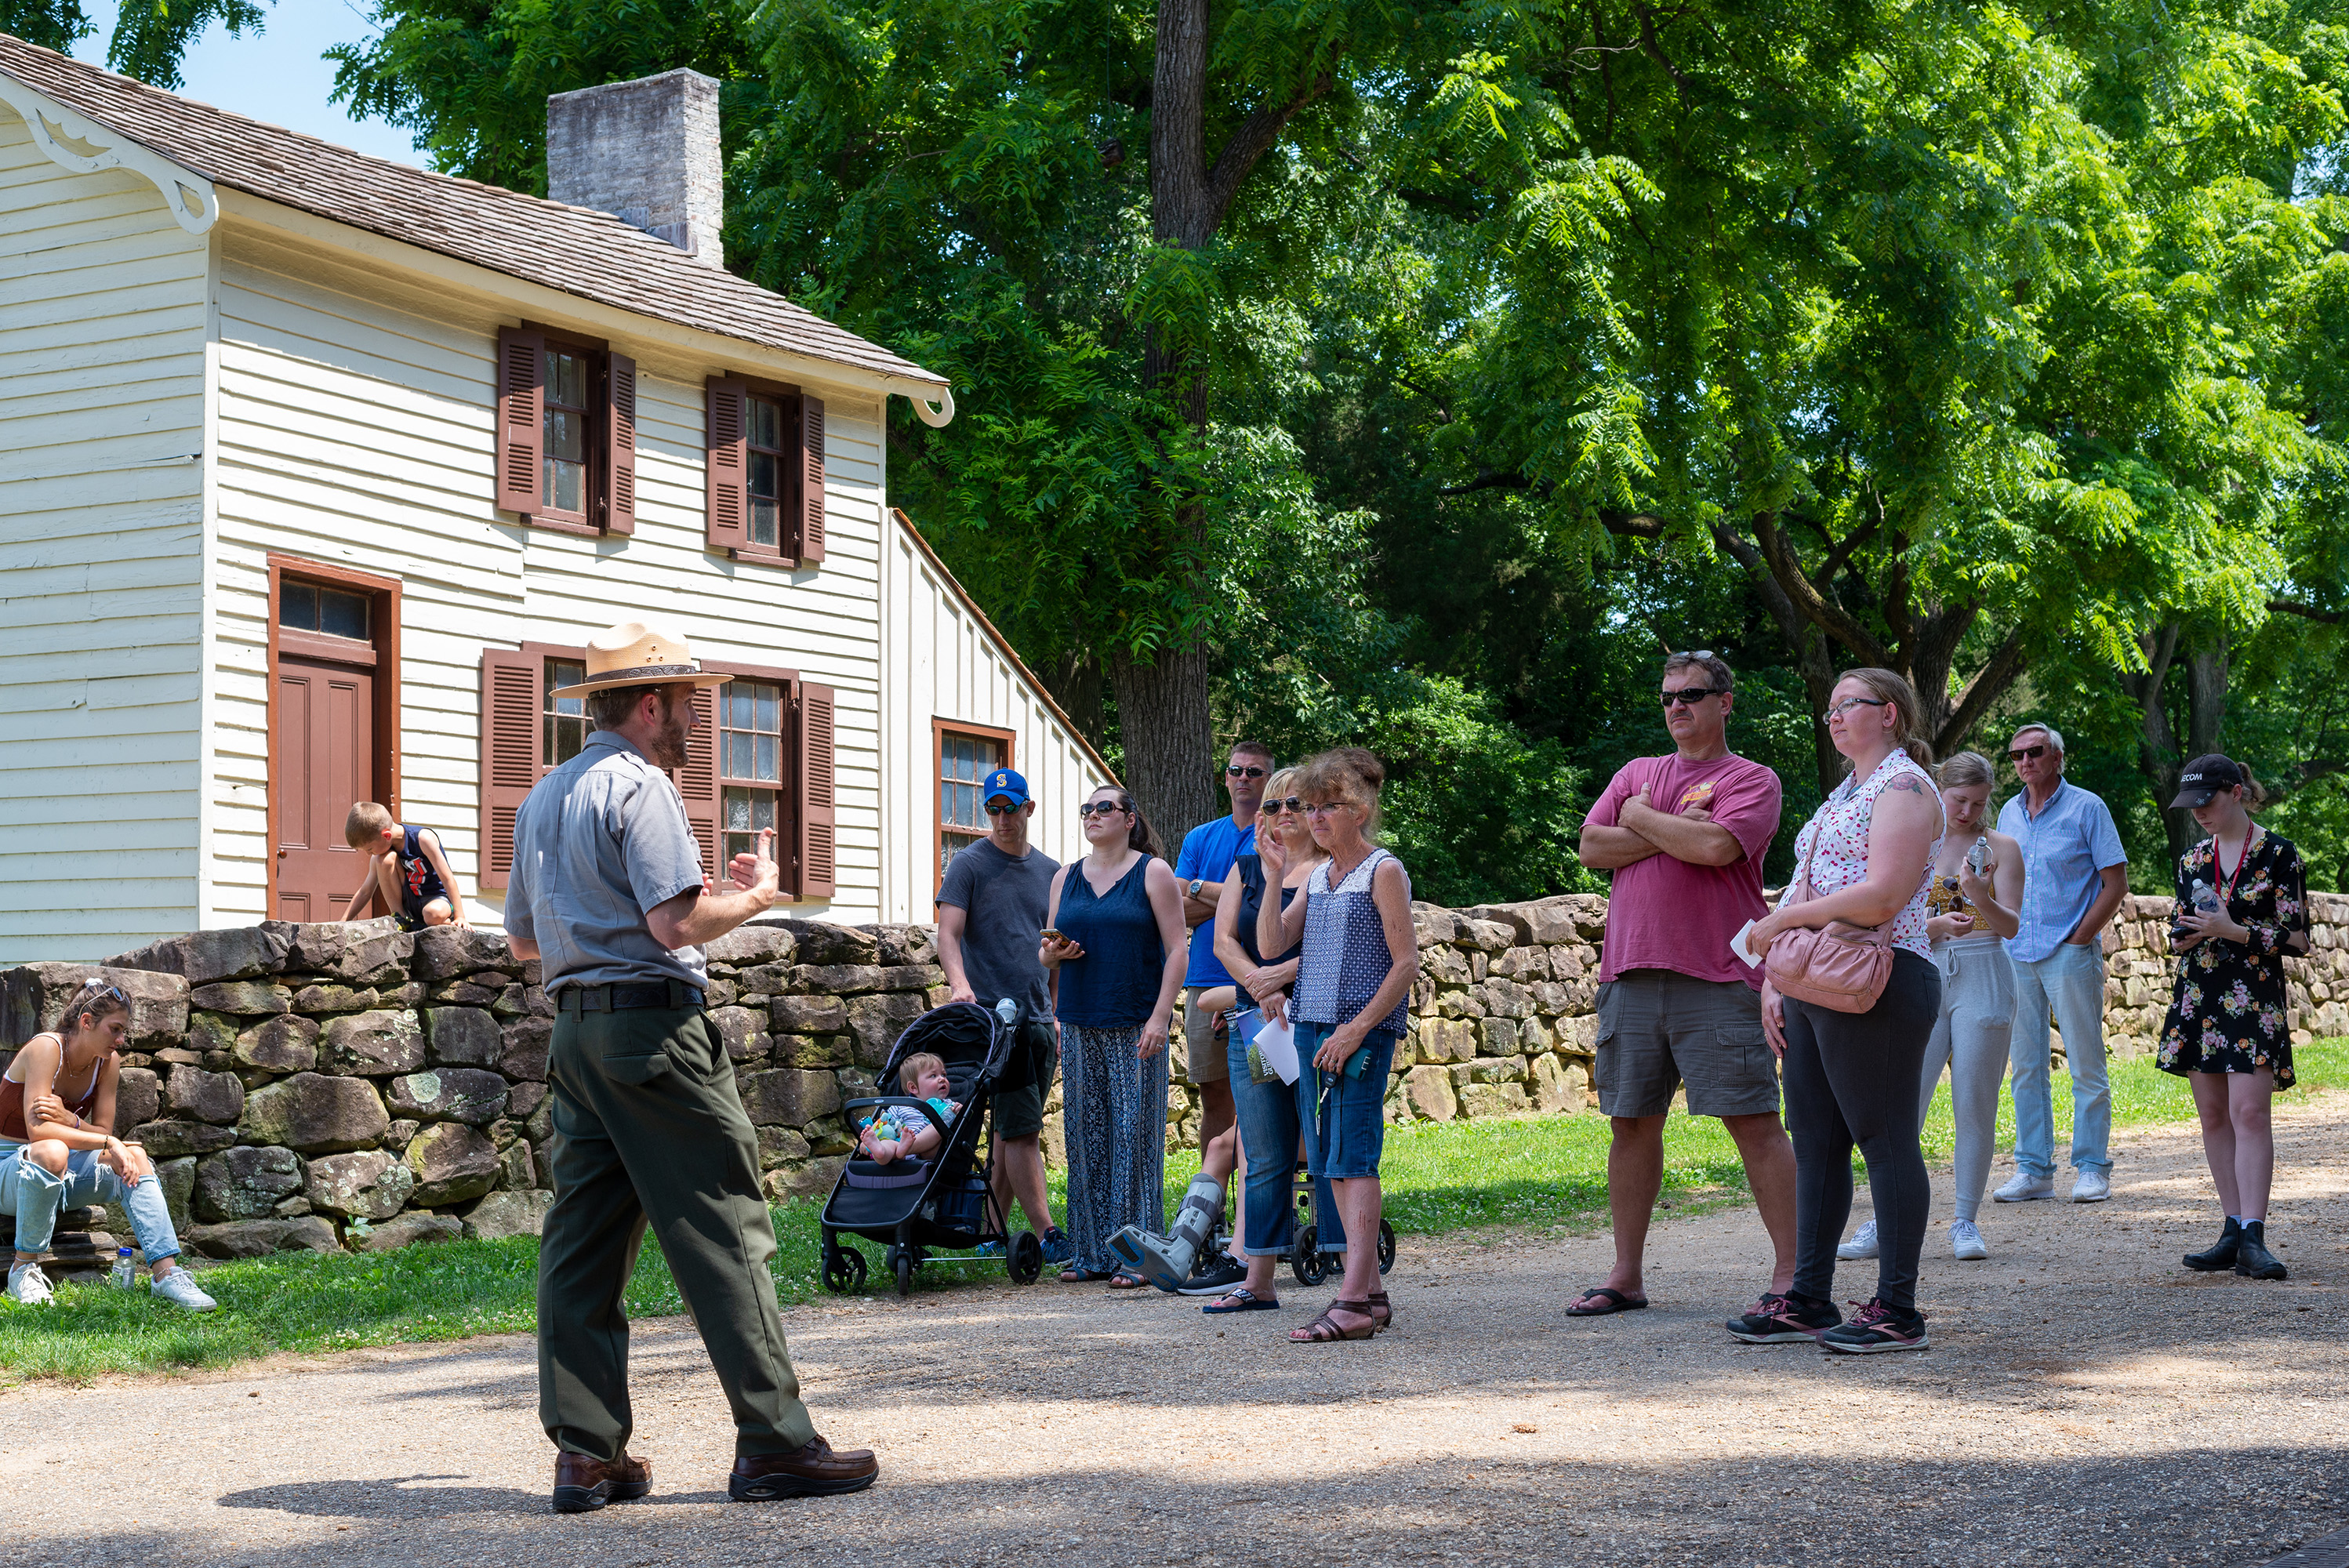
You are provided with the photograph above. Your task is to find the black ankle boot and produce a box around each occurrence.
[2235,1221,2287,1280]
[2183,1217,2242,1272]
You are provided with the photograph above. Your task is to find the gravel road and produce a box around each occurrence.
[5,1094,2343,1568]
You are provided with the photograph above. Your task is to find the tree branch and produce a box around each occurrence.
[1204,71,1335,229]
[1932,626,2027,758]
[1750,512,1890,666]
[2269,599,2342,625]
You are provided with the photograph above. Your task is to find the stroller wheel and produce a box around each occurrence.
[893,1250,915,1298]
[823,1243,866,1294]
[1009,1230,1044,1285]
[1290,1225,1331,1289]
[1378,1218,1396,1275]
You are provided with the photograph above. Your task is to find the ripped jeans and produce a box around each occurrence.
[0,1142,183,1264]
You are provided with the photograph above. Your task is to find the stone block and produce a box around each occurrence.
[1476,1018,1519,1057]
[1435,988,1486,1020]
[319,1010,425,1076]
[423,1006,501,1066]
[779,920,879,966]
[736,963,798,995]
[128,1119,238,1158]
[708,1004,764,1060]
[383,1118,421,1149]
[1459,1082,1533,1119]
[1468,1054,1528,1084]
[386,1068,508,1126]
[405,1123,501,1207]
[1461,904,1535,945]
[757,1125,812,1170]
[463,1189,553,1240]
[285,920,412,983]
[155,1155,196,1229]
[772,1033,852,1069]
[356,1212,463,1252]
[1403,1064,1458,1121]
[760,1155,847,1202]
[1411,904,1463,948]
[742,1068,842,1126]
[164,1064,245,1125]
[847,992,929,1067]
[2,964,191,1051]
[499,1015,552,1082]
[183,1216,340,1258]
[190,981,292,1015]
[429,978,506,1007]
[410,925,514,981]
[186,1011,241,1055]
[771,994,848,1034]
[1530,1051,1588,1113]
[1422,946,1472,984]
[112,1065,159,1131]
[703,924,798,967]
[1479,977,1533,1020]
[1519,1016,1556,1054]
[107,923,295,986]
[235,1014,320,1073]
[194,1145,306,1221]
[506,1080,547,1121]
[793,964,891,994]
[1523,899,1587,946]
[304,1149,416,1220]
[1491,946,1551,982]
[869,924,938,967]
[240,1073,390,1153]
[1460,918,1515,953]
[294,983,379,1014]
[496,1138,536,1191]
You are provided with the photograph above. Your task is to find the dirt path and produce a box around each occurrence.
[5,1095,2345,1567]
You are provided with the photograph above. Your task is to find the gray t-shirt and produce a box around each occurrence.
[506,730,709,993]
[935,839,1059,1022]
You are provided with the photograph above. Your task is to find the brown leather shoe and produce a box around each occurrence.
[551,1451,652,1514]
[728,1435,879,1501]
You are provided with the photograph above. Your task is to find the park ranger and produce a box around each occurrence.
[506,621,877,1514]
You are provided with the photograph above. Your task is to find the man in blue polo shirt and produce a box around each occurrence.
[1995,723,2130,1204]
[1169,741,1271,1292]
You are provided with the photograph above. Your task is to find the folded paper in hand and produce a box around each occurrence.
[1235,1007,1300,1084]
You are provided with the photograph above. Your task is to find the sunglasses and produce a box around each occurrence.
[2008,744,2049,761]
[1077,800,1131,818]
[1661,686,1724,708]
[1225,764,1266,779]
[984,801,1025,816]
[1262,797,1305,815]
[1828,695,1890,720]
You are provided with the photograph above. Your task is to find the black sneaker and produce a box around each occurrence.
[1175,1252,1249,1296]
[2235,1221,2287,1280]
[1726,1291,1841,1344]
[2183,1217,2242,1272]
[1818,1298,1929,1354]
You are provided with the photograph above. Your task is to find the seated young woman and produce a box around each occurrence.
[2,981,216,1310]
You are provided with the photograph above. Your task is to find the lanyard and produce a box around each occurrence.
[2213,829,2260,907]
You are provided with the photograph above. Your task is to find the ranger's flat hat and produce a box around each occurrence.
[548,622,732,699]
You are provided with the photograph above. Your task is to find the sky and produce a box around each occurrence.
[70,0,425,167]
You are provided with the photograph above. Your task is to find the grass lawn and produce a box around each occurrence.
[5,1039,2343,1381]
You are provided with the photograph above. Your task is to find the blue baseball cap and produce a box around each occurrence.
[982,768,1030,808]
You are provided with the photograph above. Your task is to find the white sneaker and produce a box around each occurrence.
[151,1269,217,1312]
[1993,1171,2056,1203]
[2070,1169,2111,1203]
[1835,1219,1880,1260]
[6,1262,54,1305]
[1950,1218,1989,1261]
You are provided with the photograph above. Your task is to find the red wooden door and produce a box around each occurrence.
[275,644,376,920]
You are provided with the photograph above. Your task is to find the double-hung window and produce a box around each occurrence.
[493,325,638,535]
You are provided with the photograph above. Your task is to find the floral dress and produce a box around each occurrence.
[2157,832,2307,1088]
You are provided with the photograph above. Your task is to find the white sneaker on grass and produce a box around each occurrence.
[151,1269,217,1313]
[1993,1171,2056,1203]
[1950,1218,1988,1261]
[2070,1169,2111,1203]
[1835,1220,1879,1260]
[6,1262,54,1305]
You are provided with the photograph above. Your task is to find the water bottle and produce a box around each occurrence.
[993,996,1019,1027]
[2191,879,2220,915]
[111,1247,136,1290]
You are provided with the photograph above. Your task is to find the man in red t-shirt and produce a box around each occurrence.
[1569,651,1799,1326]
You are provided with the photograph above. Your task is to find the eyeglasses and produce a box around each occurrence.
[1077,800,1130,818]
[1661,686,1724,708]
[1827,696,1890,720]
[984,801,1024,816]
[1305,800,1353,816]
[1225,764,1266,779]
[2007,744,2049,761]
[1262,797,1305,815]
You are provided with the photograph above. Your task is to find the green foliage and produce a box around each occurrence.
[3,0,270,88]
[0,0,93,53]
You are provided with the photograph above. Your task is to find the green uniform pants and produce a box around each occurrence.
[538,1003,818,1460]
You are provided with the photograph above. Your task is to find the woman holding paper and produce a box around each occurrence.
[1258,748,1417,1342]
[1200,770,1337,1313]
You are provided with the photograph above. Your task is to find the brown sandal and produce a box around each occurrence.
[1290,1299,1378,1343]
[1367,1290,1392,1333]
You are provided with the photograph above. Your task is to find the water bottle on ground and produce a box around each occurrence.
[111,1247,136,1290]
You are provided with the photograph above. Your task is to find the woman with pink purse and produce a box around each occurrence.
[1734,668,1944,1354]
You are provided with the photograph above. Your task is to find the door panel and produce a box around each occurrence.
[276,652,375,920]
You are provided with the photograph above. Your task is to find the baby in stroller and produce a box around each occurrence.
[856,1052,961,1166]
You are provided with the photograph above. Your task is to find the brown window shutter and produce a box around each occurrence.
[494,326,544,516]
[604,351,637,535]
[706,376,749,555]
[676,685,723,888]
[793,681,837,901]
[477,648,543,891]
[796,394,826,563]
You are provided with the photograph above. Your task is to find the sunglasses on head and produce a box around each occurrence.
[1077,800,1130,818]
[1661,686,1724,708]
[1225,763,1266,779]
[2008,744,2049,761]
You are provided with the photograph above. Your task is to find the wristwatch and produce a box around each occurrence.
[1187,878,1205,898]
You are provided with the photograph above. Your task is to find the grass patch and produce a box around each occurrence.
[8,1039,2343,1380]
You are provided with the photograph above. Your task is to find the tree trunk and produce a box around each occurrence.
[1041,651,1109,754]
[2186,639,2228,760]
[2121,624,2189,862]
[1109,641,1218,846]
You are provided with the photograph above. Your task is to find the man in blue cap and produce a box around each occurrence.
[935,766,1073,1262]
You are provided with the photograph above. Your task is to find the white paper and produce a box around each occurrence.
[1238,1007,1302,1084]
[1730,920,1762,968]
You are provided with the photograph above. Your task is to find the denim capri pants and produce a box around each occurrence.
[1291,1023,1398,1180]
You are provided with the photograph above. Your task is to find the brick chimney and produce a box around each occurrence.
[546,69,723,265]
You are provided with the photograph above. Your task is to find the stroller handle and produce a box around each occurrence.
[843,1095,956,1138]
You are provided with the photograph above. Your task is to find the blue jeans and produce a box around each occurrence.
[1291,1024,1399,1181]
[1226,1033,1342,1258]
[2007,942,2112,1177]
[0,1143,183,1263]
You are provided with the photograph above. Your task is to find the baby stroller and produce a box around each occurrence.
[819,1000,1046,1296]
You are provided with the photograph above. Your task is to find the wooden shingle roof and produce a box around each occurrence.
[0,34,944,388]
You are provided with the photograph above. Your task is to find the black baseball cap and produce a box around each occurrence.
[2170,754,2246,810]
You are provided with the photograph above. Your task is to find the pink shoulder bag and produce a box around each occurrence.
[1766,810,1894,1014]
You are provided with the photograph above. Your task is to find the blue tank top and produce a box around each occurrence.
[1294,848,1410,1033]
[1052,855,1166,1028]
[397,825,450,925]
[1233,852,1302,968]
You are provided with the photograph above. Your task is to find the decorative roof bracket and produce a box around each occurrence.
[0,69,218,234]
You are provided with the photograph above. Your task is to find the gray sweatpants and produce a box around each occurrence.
[1918,937,2017,1222]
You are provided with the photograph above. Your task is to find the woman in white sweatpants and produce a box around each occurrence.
[1840,752,2021,1263]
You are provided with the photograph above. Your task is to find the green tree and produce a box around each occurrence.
[3,0,270,86]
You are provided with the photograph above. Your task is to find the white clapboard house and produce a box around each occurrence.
[0,39,1112,962]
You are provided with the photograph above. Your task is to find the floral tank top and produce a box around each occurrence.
[1786,750,1945,960]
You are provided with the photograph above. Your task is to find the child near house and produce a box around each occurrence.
[856,1053,960,1166]
[340,802,467,931]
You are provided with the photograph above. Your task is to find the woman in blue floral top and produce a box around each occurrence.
[2157,754,2308,1282]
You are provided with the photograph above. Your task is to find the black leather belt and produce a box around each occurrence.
[557,980,704,1012]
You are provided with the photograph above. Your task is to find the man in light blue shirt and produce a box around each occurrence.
[1994,723,2131,1203]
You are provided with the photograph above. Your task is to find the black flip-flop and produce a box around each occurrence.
[1564,1286,1650,1316]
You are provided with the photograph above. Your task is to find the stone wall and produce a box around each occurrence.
[4,888,2343,1265]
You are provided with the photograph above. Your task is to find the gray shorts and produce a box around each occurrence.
[1593,970,1781,1120]
[1182,987,1230,1083]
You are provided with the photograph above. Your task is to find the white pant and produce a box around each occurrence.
[1919,938,2016,1221]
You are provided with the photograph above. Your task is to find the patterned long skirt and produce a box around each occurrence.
[1059,1023,1170,1274]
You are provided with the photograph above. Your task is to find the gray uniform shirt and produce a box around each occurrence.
[505,730,709,993]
